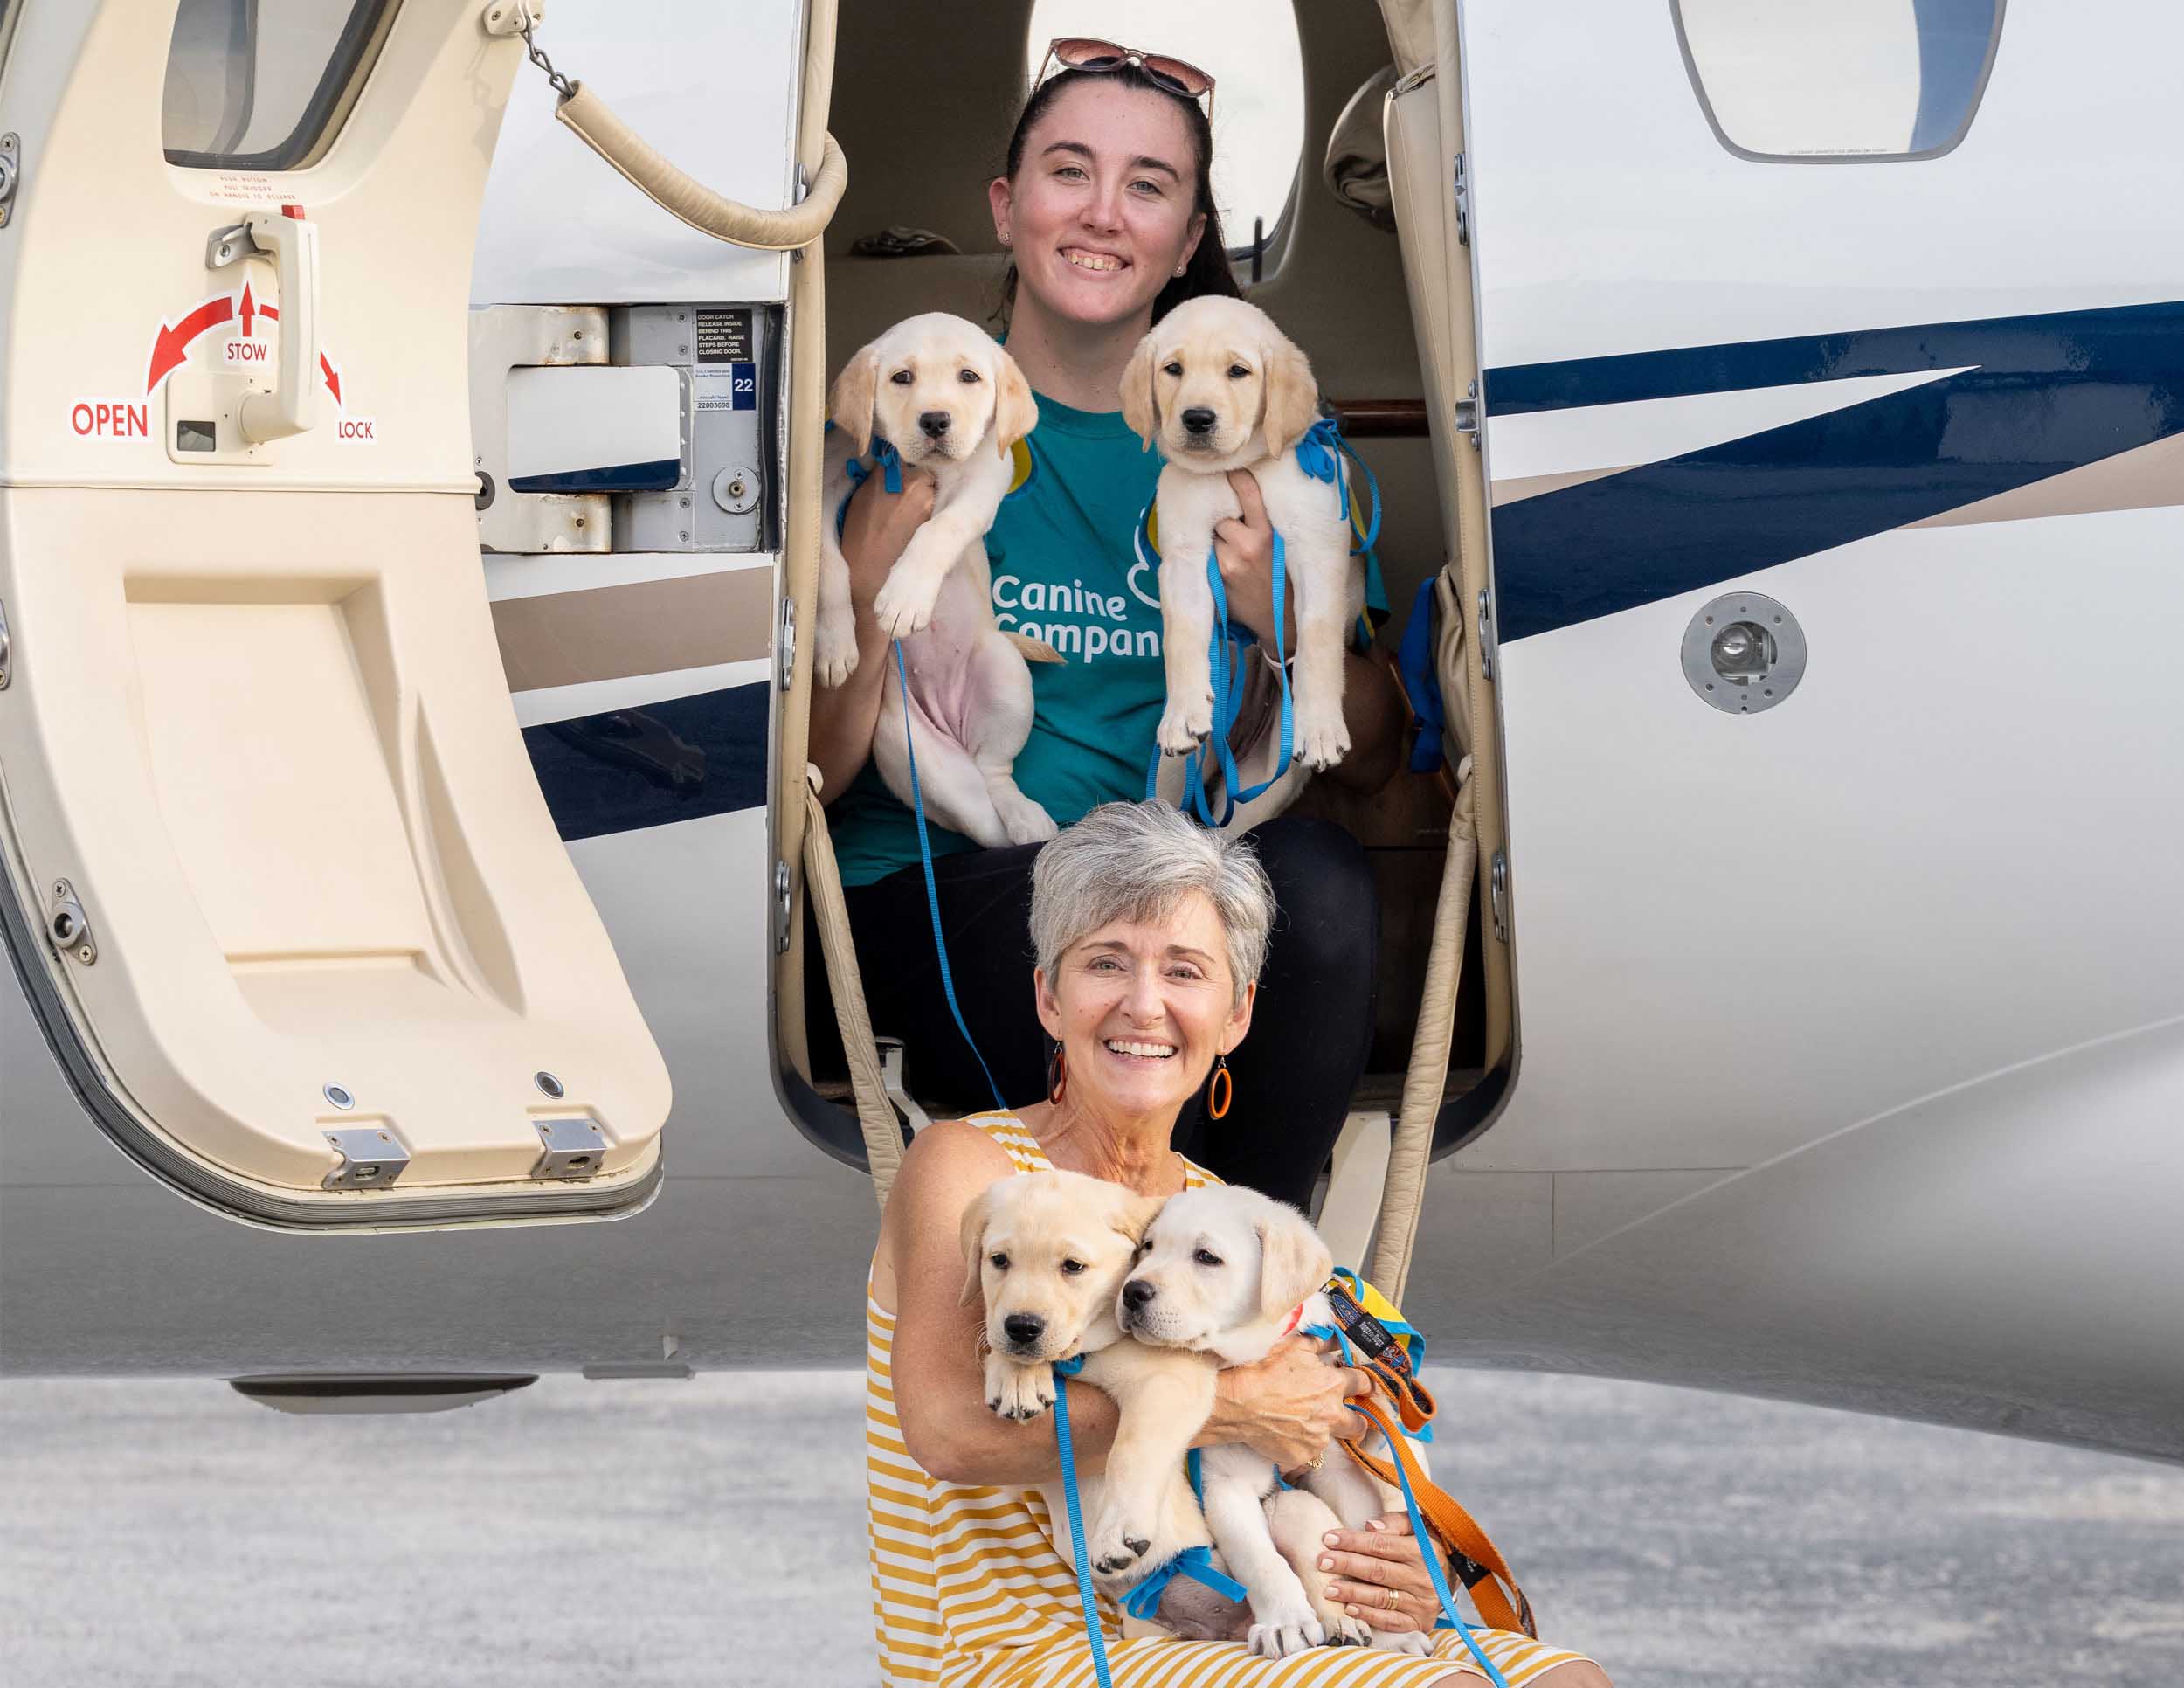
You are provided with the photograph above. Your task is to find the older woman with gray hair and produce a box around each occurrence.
[862,802,1610,1687]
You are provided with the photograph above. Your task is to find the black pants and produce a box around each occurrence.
[805,816,1379,1211]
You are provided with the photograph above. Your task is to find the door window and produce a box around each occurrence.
[162,0,396,170]
[1674,0,2004,162]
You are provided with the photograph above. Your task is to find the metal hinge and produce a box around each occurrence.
[532,1116,609,1180]
[773,858,793,954]
[777,597,797,690]
[1452,150,1469,247]
[1488,850,1509,944]
[322,1125,409,1190]
[1455,377,1481,451]
[0,597,11,688]
[1477,587,1496,681]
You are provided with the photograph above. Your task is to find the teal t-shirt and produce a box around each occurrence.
[830,392,1386,888]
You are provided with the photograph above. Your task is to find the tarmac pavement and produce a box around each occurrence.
[3,1368,2181,1687]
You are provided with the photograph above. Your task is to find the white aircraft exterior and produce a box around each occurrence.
[1,0,2178,1467]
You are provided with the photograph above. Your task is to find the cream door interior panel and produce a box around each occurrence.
[0,0,671,1225]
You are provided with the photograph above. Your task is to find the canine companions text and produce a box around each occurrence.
[817,313,1059,848]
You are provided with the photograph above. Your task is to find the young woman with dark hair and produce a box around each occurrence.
[806,48,1406,1214]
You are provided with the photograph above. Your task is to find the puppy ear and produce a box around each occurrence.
[1118,330,1160,452]
[1256,1200,1334,1324]
[958,1184,998,1307]
[992,347,1038,456]
[829,346,880,456]
[1110,1191,1166,1247]
[1260,335,1320,460]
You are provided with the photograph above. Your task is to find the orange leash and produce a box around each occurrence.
[1341,1391,1538,1640]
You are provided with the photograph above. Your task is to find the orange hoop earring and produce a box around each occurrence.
[1206,1055,1232,1120]
[1047,1044,1068,1104]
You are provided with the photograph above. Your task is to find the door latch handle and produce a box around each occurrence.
[230,207,323,444]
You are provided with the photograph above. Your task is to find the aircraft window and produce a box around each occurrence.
[1673,0,2004,163]
[162,0,396,171]
[1024,0,1306,255]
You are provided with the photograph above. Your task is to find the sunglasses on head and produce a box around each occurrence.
[1036,37,1216,119]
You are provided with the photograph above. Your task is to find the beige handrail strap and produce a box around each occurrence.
[774,0,841,1084]
[1370,786,1477,1304]
[802,774,906,1209]
[552,83,848,252]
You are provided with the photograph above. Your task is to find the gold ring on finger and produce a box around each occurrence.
[1382,1587,1402,1612]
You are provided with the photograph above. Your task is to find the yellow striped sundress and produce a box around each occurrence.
[865,1111,1596,1686]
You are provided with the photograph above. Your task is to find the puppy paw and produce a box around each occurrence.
[984,1356,1054,1423]
[1088,1509,1152,1579]
[1296,708,1351,771]
[1246,1604,1327,1660]
[812,616,860,688]
[1307,1588,1372,1648]
[871,572,941,640]
[1373,1628,1435,1657]
[1156,694,1216,757]
[992,790,1059,847]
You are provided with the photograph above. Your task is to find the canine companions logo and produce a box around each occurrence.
[991,574,1162,661]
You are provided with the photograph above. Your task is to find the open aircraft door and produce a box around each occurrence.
[0,0,672,1227]
[1455,0,2184,1183]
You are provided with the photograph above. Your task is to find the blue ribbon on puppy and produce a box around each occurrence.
[1121,1545,1248,1619]
[829,426,905,538]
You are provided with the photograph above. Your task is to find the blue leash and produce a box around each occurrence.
[1051,1355,1116,1688]
[892,641,1004,1112]
[834,429,1006,1112]
[1296,1318,1509,1687]
[1144,415,1379,827]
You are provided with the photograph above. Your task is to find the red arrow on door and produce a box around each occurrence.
[145,294,234,393]
[144,288,342,405]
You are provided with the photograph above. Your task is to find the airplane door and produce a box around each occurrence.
[1456,1,2184,1177]
[0,0,672,1226]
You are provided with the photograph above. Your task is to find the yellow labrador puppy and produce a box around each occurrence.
[1121,297,1366,825]
[817,313,1058,848]
[1122,1185,1438,1658]
[962,1171,1240,1640]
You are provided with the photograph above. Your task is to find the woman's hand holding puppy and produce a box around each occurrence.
[1210,470,1295,649]
[1199,1333,1372,1470]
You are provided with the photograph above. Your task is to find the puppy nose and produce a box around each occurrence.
[1121,1279,1157,1312]
[917,410,953,439]
[1002,1312,1045,1346]
[1180,407,1217,435]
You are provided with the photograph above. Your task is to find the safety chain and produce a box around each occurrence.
[520,21,575,100]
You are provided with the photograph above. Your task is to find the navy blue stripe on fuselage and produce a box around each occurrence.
[508,458,681,495]
[1485,298,2184,643]
[522,682,769,842]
